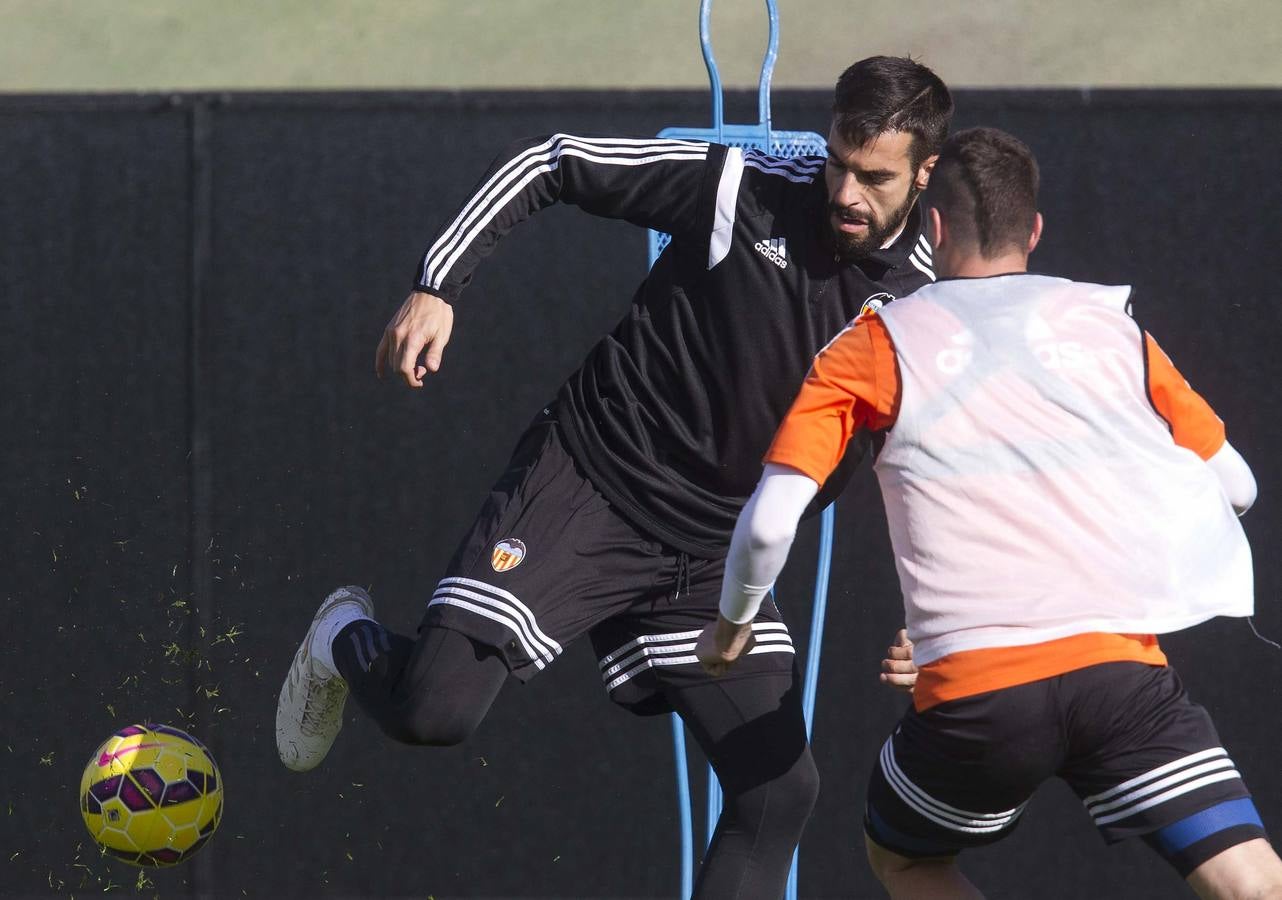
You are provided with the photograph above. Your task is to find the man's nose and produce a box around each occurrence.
[831,172,865,210]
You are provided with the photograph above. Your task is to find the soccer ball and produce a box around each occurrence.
[79,723,223,866]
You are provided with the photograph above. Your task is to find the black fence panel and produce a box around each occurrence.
[2,89,1280,899]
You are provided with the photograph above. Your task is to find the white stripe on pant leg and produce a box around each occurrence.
[746,644,795,656]
[748,623,791,637]
[431,587,555,665]
[602,642,698,680]
[749,634,795,648]
[882,740,1022,821]
[426,596,548,670]
[880,740,1022,833]
[599,623,789,671]
[605,646,795,691]
[1086,758,1238,818]
[602,626,797,691]
[1082,747,1228,806]
[603,639,795,686]
[599,630,703,670]
[607,654,702,691]
[1092,770,1244,826]
[438,576,563,655]
[598,622,793,672]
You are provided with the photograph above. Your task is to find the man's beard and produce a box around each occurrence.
[828,185,920,262]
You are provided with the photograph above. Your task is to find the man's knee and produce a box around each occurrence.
[1185,837,1282,900]
[369,629,506,747]
[376,694,484,747]
[864,833,959,885]
[865,833,910,883]
[725,747,820,832]
[784,748,821,820]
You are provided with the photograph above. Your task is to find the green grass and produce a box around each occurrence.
[1,0,1279,93]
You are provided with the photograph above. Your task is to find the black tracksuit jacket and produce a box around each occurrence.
[415,134,935,557]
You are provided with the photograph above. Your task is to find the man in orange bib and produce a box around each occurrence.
[699,127,1281,898]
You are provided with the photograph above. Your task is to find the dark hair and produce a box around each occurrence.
[929,127,1040,258]
[832,56,953,170]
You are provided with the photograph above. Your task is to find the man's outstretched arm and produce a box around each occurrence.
[380,134,730,386]
[697,316,895,673]
[1144,331,1257,514]
[697,464,819,676]
[1206,442,1256,515]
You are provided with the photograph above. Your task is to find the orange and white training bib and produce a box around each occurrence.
[872,275,1252,667]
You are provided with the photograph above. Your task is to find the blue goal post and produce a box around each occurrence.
[644,2,834,898]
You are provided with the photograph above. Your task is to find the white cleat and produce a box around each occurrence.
[276,586,375,772]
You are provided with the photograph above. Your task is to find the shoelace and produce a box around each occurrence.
[298,676,344,738]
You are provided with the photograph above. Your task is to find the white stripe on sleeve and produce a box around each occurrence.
[420,135,708,290]
[708,148,745,269]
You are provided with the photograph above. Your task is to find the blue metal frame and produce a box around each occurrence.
[646,2,833,897]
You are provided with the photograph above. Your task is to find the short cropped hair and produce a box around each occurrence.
[930,127,1040,258]
[832,56,953,170]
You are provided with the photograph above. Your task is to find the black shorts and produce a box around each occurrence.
[421,407,795,715]
[865,662,1265,877]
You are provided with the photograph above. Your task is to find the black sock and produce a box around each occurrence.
[332,619,392,681]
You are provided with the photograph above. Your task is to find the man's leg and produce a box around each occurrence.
[861,681,1059,899]
[665,670,820,900]
[1186,838,1282,900]
[1061,664,1275,897]
[275,585,510,770]
[332,618,508,747]
[863,836,982,900]
[276,408,574,771]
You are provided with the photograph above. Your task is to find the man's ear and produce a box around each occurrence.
[1028,211,1044,254]
[915,154,939,192]
[928,205,945,252]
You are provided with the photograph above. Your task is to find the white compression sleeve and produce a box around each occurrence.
[719,464,821,624]
[1207,441,1257,515]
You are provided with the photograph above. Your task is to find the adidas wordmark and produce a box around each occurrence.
[754,236,788,269]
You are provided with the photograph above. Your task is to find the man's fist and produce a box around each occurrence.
[879,628,916,693]
[696,615,757,677]
[376,290,455,387]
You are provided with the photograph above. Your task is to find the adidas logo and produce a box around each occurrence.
[754,236,788,269]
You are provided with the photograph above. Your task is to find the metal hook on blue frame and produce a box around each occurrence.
[697,0,781,145]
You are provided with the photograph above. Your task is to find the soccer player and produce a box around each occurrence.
[275,57,952,896]
[701,127,1282,898]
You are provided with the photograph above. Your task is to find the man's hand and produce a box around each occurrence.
[376,290,456,387]
[696,615,757,677]
[879,628,917,693]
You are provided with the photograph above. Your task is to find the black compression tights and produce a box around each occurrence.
[669,672,820,900]
[334,622,818,899]
[334,621,508,747]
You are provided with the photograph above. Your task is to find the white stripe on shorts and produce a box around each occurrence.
[429,577,563,668]
[599,622,794,692]
[879,738,1025,834]
[1083,748,1243,826]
